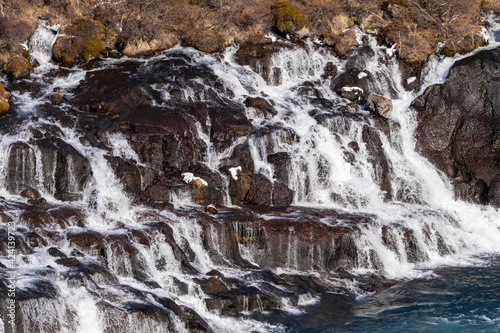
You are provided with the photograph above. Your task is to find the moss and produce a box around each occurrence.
[52,18,107,67]
[4,55,30,80]
[0,83,10,115]
[271,1,307,35]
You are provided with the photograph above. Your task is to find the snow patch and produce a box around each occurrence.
[341,86,364,93]
[182,173,208,186]
[358,72,368,79]
[229,166,242,180]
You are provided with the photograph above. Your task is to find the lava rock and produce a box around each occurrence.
[340,87,363,101]
[412,47,500,206]
[272,181,294,207]
[51,92,65,105]
[244,96,277,118]
[20,187,42,201]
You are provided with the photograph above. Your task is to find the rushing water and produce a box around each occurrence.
[1,15,500,333]
[256,255,500,332]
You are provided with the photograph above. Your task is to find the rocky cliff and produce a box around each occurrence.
[413,48,500,206]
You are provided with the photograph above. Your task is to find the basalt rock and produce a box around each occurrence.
[233,42,296,85]
[244,96,278,118]
[267,152,291,186]
[6,142,37,194]
[20,187,42,201]
[412,47,500,206]
[361,125,392,200]
[34,138,92,201]
[272,181,294,207]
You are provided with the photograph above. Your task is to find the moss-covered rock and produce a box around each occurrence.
[0,83,10,116]
[52,18,107,67]
[4,54,31,80]
[271,1,308,37]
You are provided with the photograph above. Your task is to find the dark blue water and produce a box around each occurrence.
[255,256,500,332]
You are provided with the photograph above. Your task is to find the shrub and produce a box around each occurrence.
[271,1,307,35]
[52,18,107,66]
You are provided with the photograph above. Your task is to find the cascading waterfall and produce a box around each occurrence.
[1,15,500,333]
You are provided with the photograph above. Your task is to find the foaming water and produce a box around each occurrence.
[1,13,500,333]
[258,255,500,332]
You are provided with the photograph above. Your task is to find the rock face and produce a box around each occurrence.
[367,93,393,118]
[412,47,500,206]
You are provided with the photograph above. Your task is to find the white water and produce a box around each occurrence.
[1,15,500,333]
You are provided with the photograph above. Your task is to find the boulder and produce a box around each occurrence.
[267,152,291,186]
[51,93,65,105]
[340,87,363,101]
[366,93,393,118]
[20,187,42,201]
[4,54,30,79]
[321,61,337,79]
[6,142,37,194]
[52,18,107,67]
[244,96,277,118]
[272,181,294,207]
[0,83,10,115]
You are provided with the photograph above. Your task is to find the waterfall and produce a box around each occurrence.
[1,14,500,333]
[28,20,59,72]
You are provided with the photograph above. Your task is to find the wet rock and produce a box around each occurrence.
[321,61,337,79]
[229,170,253,205]
[48,247,67,258]
[34,138,92,201]
[4,54,30,79]
[51,93,65,105]
[412,48,500,206]
[361,125,392,199]
[489,173,500,206]
[56,257,81,267]
[153,296,213,333]
[367,93,393,118]
[104,155,141,198]
[0,82,10,115]
[184,165,225,206]
[220,143,255,175]
[6,142,37,194]
[249,174,273,206]
[267,152,291,186]
[234,42,295,85]
[296,81,324,98]
[340,87,363,101]
[209,103,254,152]
[20,187,41,201]
[272,181,294,208]
[195,276,230,295]
[244,96,277,118]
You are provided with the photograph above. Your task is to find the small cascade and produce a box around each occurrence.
[1,14,500,333]
[28,20,59,72]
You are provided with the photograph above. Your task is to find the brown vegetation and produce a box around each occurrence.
[0,0,497,69]
[0,82,10,115]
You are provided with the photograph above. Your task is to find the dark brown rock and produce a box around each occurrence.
[20,187,41,201]
[244,96,277,118]
[272,181,294,208]
[412,48,500,206]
